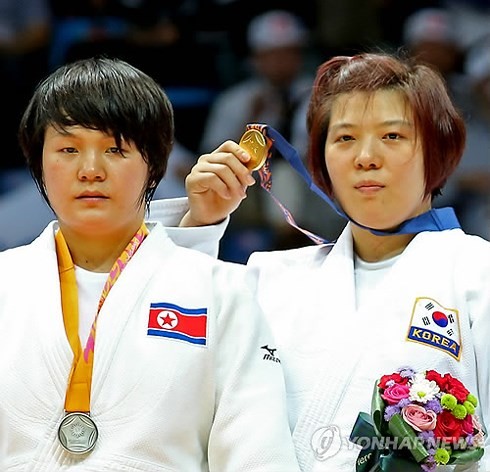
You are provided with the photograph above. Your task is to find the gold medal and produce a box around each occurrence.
[239,129,268,171]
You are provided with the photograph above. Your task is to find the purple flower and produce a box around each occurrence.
[397,398,411,408]
[425,399,443,414]
[384,405,400,421]
[399,367,416,379]
[386,379,396,387]
[418,430,437,449]
[418,430,435,441]
[422,449,437,472]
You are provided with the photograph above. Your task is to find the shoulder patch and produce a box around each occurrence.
[148,302,208,346]
[406,297,461,360]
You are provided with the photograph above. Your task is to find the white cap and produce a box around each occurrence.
[247,10,307,52]
[403,8,457,46]
[465,38,490,83]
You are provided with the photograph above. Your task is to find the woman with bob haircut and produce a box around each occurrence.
[150,51,490,470]
[0,56,300,471]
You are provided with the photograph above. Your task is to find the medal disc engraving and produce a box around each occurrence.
[58,412,98,454]
[239,129,268,171]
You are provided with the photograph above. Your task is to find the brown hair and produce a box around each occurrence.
[306,52,466,198]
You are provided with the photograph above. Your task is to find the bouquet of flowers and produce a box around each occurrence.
[350,367,485,471]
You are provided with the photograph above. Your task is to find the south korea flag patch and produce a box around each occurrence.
[406,297,461,360]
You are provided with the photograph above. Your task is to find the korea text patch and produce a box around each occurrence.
[406,297,461,360]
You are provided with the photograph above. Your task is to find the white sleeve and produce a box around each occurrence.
[207,263,300,471]
[148,198,227,258]
[0,405,5,470]
[466,238,490,470]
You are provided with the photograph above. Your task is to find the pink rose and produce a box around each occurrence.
[381,384,410,405]
[402,404,437,432]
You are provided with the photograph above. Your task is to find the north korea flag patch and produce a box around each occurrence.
[147,302,208,346]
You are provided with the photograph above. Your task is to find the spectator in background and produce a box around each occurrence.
[450,37,490,239]
[48,0,222,153]
[0,0,53,250]
[0,182,53,250]
[199,9,313,152]
[313,0,383,57]
[444,0,490,50]
[0,0,52,194]
[48,0,186,74]
[199,10,324,262]
[402,7,469,112]
[402,7,472,211]
[403,8,490,240]
[153,141,195,200]
[48,0,130,70]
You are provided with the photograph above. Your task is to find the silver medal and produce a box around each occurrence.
[58,412,98,454]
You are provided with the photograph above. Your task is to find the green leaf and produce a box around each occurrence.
[387,413,429,463]
[448,447,484,464]
[371,380,386,436]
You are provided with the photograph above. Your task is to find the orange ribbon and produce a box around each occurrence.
[55,224,149,412]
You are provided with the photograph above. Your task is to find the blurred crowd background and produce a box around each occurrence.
[0,0,489,261]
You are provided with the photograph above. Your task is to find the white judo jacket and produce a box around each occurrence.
[149,198,490,472]
[0,220,300,472]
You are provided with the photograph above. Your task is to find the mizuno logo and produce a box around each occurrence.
[261,345,280,363]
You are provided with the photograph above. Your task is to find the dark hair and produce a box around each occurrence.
[307,52,466,199]
[18,56,175,207]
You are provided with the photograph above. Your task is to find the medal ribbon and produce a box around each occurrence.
[246,124,330,245]
[55,224,149,412]
[246,124,461,242]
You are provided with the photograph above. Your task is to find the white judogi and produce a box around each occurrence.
[0,221,300,472]
[149,198,490,472]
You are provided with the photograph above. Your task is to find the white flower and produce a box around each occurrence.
[409,377,440,403]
